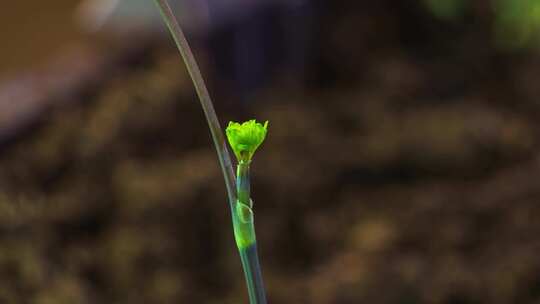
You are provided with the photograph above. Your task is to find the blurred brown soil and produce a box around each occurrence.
[0,0,83,77]
[1,2,540,304]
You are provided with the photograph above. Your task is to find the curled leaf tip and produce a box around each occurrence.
[226,119,269,162]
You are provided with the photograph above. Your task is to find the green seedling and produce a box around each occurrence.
[152,1,268,303]
[227,120,268,302]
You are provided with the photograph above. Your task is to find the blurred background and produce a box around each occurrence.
[1,0,540,303]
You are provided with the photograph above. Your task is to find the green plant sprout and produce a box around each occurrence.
[151,0,268,303]
[226,120,269,163]
[226,120,268,248]
[227,120,269,303]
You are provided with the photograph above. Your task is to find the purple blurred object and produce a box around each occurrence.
[206,0,316,100]
[78,0,316,99]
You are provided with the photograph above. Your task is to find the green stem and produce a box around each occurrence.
[237,160,251,205]
[233,160,255,249]
[234,161,267,304]
[239,244,268,304]
[152,1,267,303]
